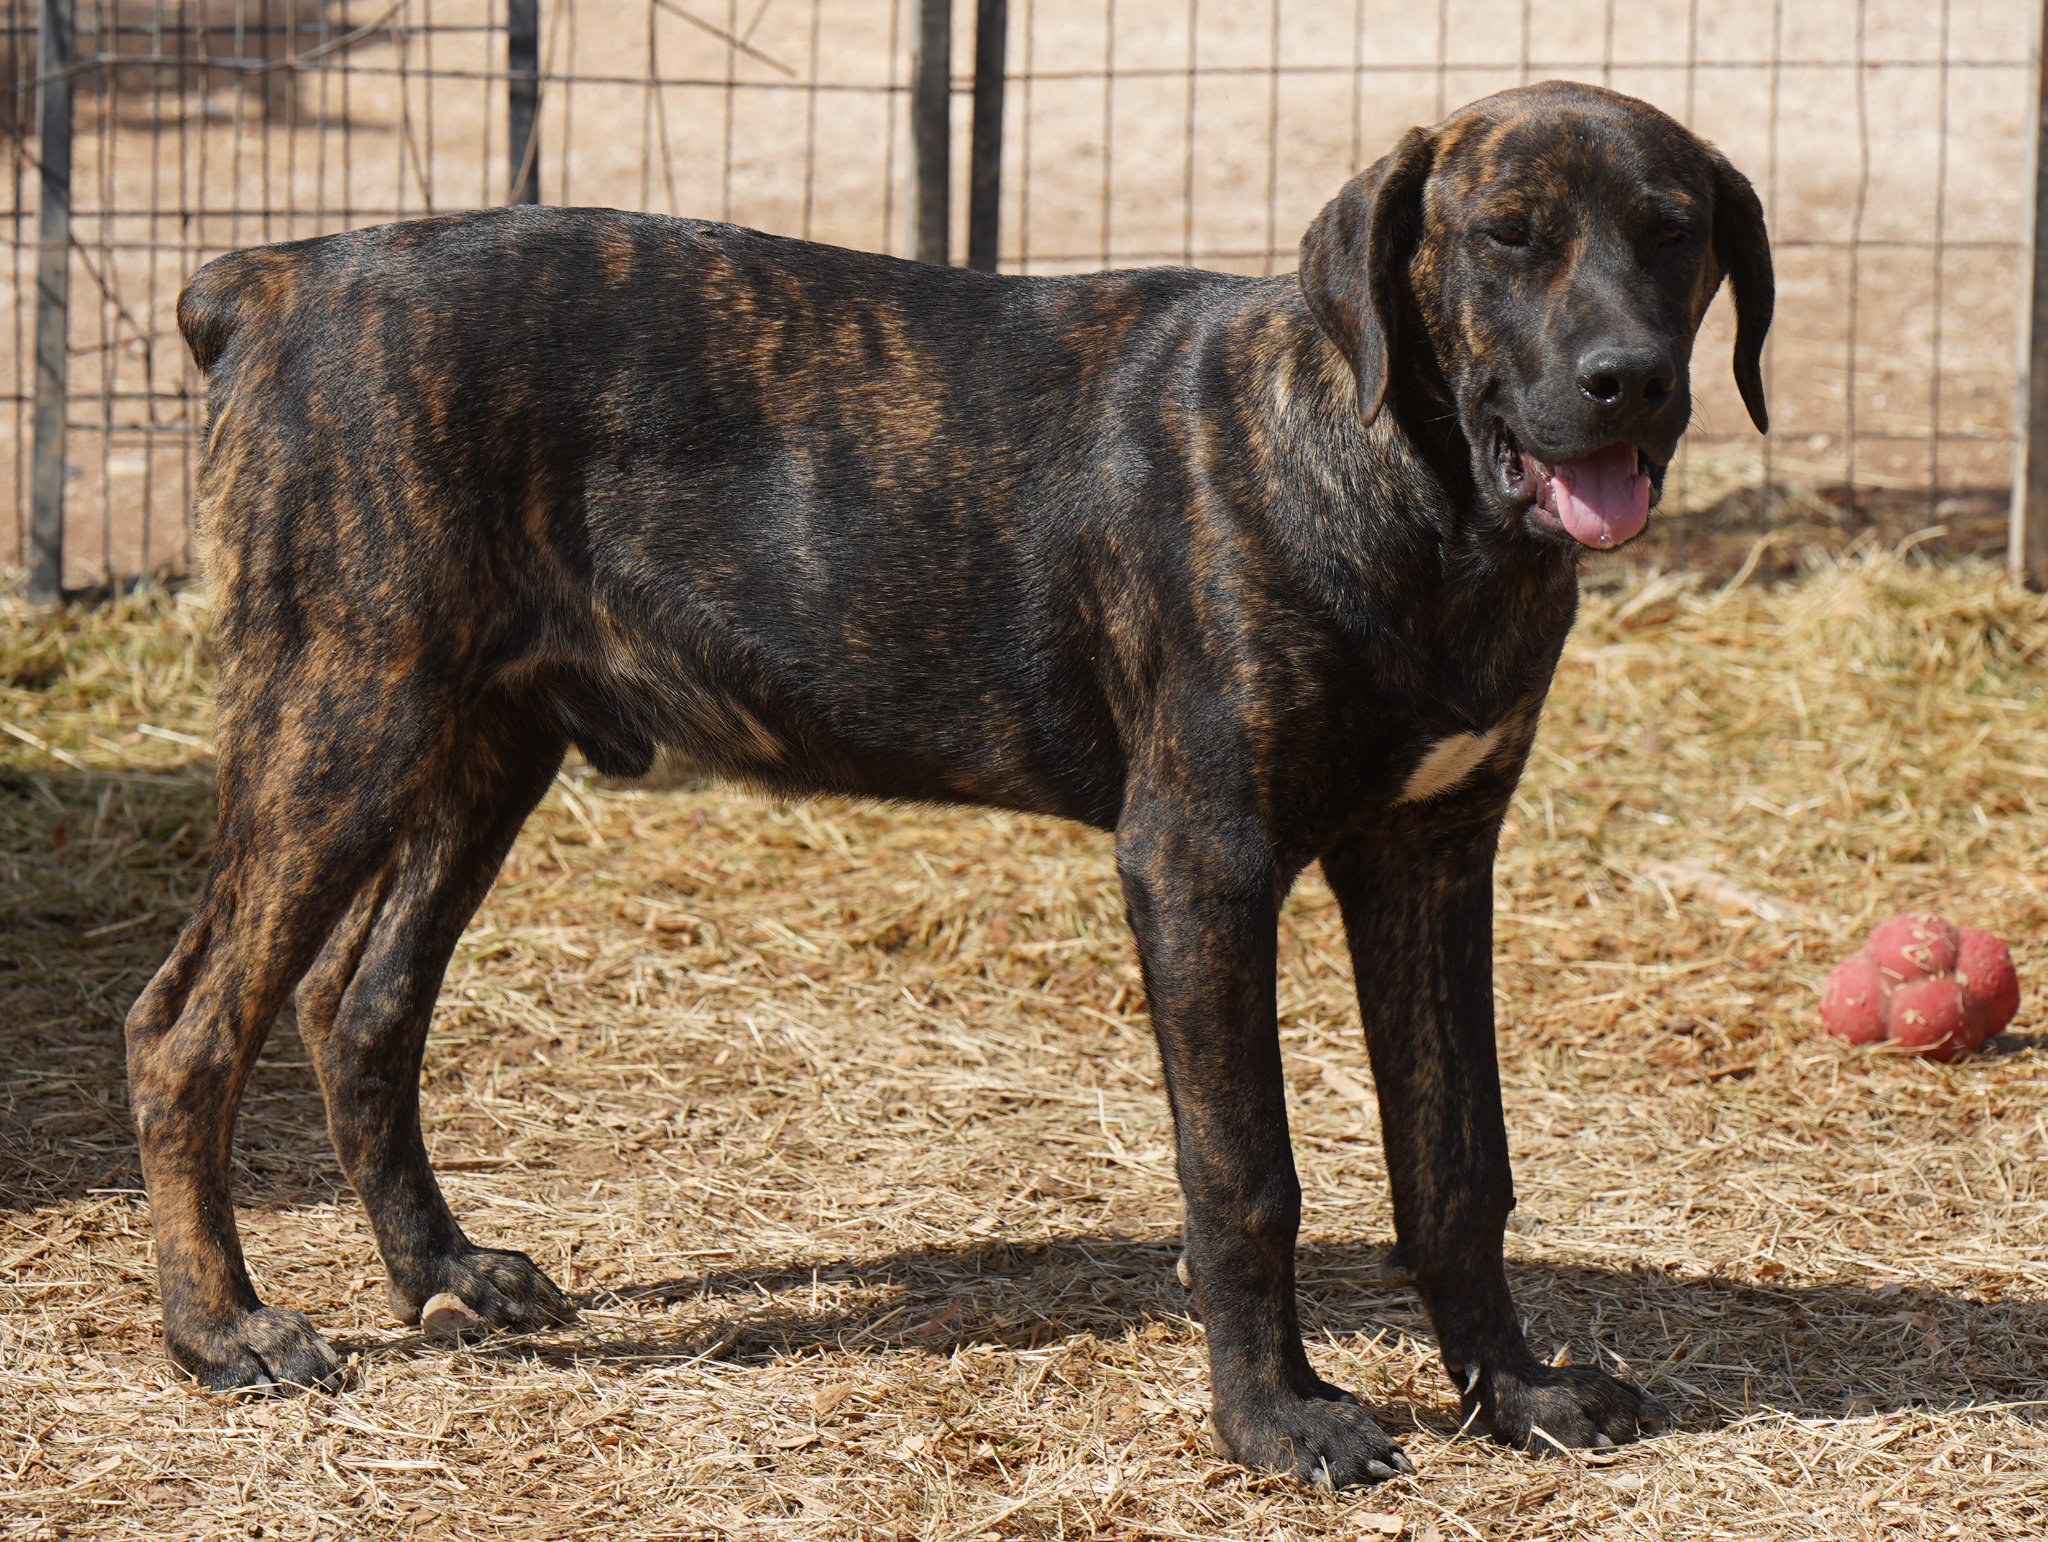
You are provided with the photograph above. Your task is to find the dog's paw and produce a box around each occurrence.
[1470,1360,1670,1452]
[169,1304,344,1396]
[389,1245,577,1334]
[1211,1384,1415,1489]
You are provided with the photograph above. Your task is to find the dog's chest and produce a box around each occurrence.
[1394,724,1509,803]
[1344,580,1572,813]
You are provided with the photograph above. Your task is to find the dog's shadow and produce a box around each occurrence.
[0,762,341,1216]
[429,1234,2048,1433]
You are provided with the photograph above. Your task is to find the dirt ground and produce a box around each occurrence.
[5,547,2048,1539]
[0,0,2036,583]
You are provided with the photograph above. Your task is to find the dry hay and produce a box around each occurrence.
[4,547,2048,1540]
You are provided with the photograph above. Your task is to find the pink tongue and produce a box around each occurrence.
[1550,444,1650,549]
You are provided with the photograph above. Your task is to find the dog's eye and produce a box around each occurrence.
[1657,226,1690,248]
[1483,226,1531,250]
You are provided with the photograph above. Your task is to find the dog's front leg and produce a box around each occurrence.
[1322,823,1669,1451]
[1117,804,1411,1488]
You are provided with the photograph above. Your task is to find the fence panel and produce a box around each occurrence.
[0,0,922,591]
[2,0,2037,590]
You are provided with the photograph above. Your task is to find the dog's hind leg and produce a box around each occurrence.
[125,660,457,1393]
[295,701,572,1333]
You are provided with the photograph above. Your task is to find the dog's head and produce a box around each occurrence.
[1299,81,1772,551]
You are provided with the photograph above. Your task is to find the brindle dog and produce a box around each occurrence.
[131,80,1770,1486]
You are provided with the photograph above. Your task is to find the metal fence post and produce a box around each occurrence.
[508,0,541,204]
[28,0,73,605]
[966,0,1007,272]
[911,0,952,265]
[2013,0,2048,588]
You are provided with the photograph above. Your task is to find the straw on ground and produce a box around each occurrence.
[4,549,2046,1539]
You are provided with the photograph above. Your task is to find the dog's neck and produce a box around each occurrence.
[1238,289,1581,656]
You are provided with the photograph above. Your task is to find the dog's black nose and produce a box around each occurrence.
[1577,345,1676,412]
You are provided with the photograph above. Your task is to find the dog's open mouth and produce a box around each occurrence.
[1493,422,1656,550]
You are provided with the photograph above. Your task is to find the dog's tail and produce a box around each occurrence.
[175,254,247,374]
[177,247,300,376]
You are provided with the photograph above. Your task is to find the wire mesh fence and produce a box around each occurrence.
[2,0,2038,593]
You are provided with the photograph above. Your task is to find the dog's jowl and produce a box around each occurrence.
[130,81,1770,1486]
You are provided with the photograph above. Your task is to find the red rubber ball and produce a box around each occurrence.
[1820,951,1887,1044]
[1956,927,2020,1043]
[1886,976,1971,1060]
[1824,913,2018,1060]
[1864,912,1959,982]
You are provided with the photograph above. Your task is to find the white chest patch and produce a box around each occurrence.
[1397,726,1504,803]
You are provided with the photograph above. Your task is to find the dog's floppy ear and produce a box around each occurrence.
[1299,128,1433,426]
[1709,150,1774,434]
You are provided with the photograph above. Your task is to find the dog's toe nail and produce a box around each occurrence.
[1389,1448,1415,1475]
[1592,1431,1614,1449]
[421,1292,486,1342]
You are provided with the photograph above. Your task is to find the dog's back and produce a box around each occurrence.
[174,208,1324,819]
